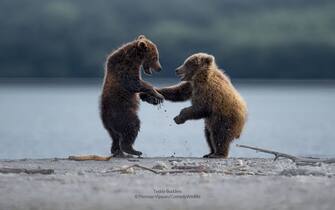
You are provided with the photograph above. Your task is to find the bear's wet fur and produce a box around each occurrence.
[101,35,163,157]
[141,53,247,158]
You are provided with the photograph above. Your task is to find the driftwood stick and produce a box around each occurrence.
[132,164,160,174]
[158,169,218,174]
[108,164,159,174]
[236,144,298,161]
[171,165,206,170]
[0,168,54,174]
[68,155,112,161]
[236,144,335,164]
[108,164,215,174]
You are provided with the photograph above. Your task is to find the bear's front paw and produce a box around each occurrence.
[152,89,164,100]
[174,115,185,124]
[139,92,149,101]
[139,93,162,105]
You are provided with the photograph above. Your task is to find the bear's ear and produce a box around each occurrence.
[137,35,146,40]
[137,40,148,51]
[203,55,214,65]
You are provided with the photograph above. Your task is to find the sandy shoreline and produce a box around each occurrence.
[1,157,335,210]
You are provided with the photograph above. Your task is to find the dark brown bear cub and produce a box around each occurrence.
[101,35,163,157]
[141,53,247,158]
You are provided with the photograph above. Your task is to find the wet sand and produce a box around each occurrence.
[1,157,335,210]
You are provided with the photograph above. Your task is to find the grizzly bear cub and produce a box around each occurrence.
[141,53,247,158]
[101,35,164,157]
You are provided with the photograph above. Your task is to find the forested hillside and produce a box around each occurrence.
[0,0,334,78]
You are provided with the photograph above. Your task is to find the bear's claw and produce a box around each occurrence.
[121,146,143,156]
[203,153,214,158]
[112,150,129,158]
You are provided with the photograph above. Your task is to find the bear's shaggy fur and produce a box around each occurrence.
[141,53,247,158]
[101,35,163,157]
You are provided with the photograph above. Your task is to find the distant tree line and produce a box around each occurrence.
[0,0,334,78]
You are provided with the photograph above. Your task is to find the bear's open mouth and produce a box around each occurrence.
[143,68,153,75]
[177,72,186,81]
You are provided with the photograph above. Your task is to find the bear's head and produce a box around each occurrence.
[136,35,162,75]
[176,53,214,81]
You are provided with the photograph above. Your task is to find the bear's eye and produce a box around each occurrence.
[188,61,197,67]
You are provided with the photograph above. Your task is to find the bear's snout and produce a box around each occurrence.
[176,67,186,80]
[155,65,162,72]
[152,62,162,72]
[175,67,182,75]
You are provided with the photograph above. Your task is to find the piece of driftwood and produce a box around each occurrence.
[68,155,112,161]
[171,165,207,170]
[108,164,217,174]
[0,168,54,174]
[236,144,335,165]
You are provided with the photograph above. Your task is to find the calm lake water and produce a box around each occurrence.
[0,79,335,159]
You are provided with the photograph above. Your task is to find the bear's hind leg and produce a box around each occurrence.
[119,115,143,156]
[120,131,142,156]
[110,130,120,153]
[203,127,215,158]
[107,128,127,157]
[208,125,233,158]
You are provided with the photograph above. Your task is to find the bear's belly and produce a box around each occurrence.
[101,92,139,113]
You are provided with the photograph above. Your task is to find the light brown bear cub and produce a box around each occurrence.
[141,53,247,158]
